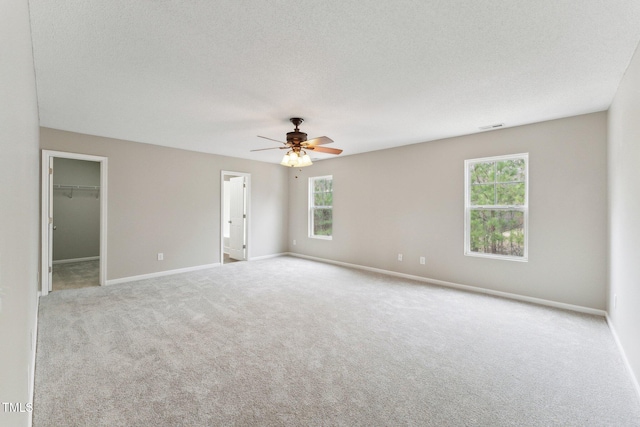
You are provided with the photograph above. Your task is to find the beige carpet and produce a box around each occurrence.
[34,256,640,426]
[223,253,241,264]
[52,260,99,291]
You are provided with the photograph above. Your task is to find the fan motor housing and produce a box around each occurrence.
[286,130,307,144]
[287,117,307,145]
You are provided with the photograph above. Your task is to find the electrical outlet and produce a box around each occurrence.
[157,253,164,261]
[397,254,403,261]
[420,256,426,265]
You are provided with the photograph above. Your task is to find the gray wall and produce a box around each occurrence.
[0,0,40,425]
[289,112,608,310]
[608,41,640,393]
[53,158,101,261]
[41,128,289,281]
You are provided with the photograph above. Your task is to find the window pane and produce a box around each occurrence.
[496,182,525,205]
[324,192,333,206]
[470,209,524,257]
[496,159,525,182]
[470,184,494,205]
[310,176,333,238]
[314,178,329,193]
[470,162,495,184]
[313,208,332,236]
[314,192,333,207]
[325,179,333,192]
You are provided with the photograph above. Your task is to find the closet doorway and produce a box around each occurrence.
[41,150,108,295]
[221,171,250,264]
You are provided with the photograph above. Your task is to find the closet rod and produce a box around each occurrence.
[53,184,100,190]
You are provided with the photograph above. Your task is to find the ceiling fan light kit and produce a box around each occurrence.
[281,150,313,167]
[253,117,343,167]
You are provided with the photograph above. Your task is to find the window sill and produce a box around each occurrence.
[309,235,332,241]
[464,251,528,262]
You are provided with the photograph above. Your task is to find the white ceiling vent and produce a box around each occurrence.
[479,123,505,131]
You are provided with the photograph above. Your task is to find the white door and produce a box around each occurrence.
[228,176,246,260]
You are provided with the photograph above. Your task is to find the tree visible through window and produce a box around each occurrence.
[309,175,333,239]
[465,154,528,260]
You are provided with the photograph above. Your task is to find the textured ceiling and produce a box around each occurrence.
[28,0,640,164]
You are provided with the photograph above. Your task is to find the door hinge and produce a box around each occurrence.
[243,214,246,219]
[48,266,52,273]
[49,217,53,224]
[49,168,53,175]
[243,244,246,249]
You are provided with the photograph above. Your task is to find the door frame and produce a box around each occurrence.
[220,170,251,264]
[41,150,108,295]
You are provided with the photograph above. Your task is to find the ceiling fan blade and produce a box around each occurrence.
[305,136,333,146]
[309,146,343,155]
[257,135,287,144]
[250,147,287,152]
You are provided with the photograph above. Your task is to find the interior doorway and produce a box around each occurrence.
[41,150,108,296]
[51,158,100,291]
[221,171,250,264]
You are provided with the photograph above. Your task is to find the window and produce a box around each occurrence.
[464,153,528,261]
[309,175,333,239]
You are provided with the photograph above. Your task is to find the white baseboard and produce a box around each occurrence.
[105,252,607,317]
[29,291,41,427]
[606,315,640,403]
[52,256,99,265]
[287,252,607,317]
[105,263,220,286]
[104,253,289,286]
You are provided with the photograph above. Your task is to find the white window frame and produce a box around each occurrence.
[309,175,333,240]
[464,153,529,262]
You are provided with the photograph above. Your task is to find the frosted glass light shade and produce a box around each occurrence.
[280,151,312,167]
[300,154,313,167]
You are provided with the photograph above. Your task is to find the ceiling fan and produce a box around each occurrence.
[252,118,343,167]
